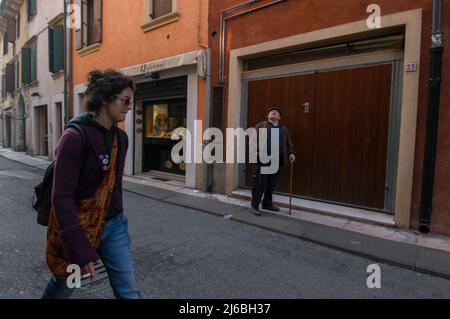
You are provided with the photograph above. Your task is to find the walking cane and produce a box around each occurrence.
[289,161,293,215]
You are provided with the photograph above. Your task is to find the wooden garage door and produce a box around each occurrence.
[245,64,393,210]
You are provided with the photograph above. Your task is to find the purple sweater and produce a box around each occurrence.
[51,124,128,267]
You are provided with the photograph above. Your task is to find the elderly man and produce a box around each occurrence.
[251,106,296,216]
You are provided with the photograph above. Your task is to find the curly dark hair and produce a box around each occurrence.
[84,69,135,114]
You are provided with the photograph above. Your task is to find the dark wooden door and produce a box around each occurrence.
[311,64,392,209]
[245,64,392,210]
[245,73,316,195]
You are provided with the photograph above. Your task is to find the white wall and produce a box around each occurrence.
[26,1,65,158]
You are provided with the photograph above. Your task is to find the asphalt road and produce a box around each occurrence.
[0,155,449,299]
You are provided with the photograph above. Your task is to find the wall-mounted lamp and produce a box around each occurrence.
[31,92,40,97]
[144,72,160,80]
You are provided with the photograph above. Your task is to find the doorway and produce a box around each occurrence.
[35,105,48,156]
[244,63,398,212]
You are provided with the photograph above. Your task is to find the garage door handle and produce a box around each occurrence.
[303,102,311,113]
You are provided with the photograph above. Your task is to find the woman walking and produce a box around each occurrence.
[42,69,141,299]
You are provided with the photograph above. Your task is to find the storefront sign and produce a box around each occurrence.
[121,51,199,77]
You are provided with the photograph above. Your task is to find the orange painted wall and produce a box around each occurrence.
[73,0,209,86]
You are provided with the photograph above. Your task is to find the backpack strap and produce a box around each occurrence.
[66,123,90,156]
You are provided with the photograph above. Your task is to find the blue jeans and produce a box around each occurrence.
[42,214,141,299]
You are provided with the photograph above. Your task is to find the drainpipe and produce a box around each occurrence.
[63,0,73,125]
[204,48,213,192]
[63,0,68,125]
[419,0,444,234]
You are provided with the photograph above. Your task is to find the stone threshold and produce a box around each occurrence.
[232,189,395,228]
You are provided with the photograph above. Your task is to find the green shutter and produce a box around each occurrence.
[53,25,64,72]
[48,26,54,73]
[31,44,37,82]
[21,47,31,85]
[28,0,37,17]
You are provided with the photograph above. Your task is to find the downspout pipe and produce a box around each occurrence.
[63,0,68,125]
[205,48,213,192]
[419,0,444,233]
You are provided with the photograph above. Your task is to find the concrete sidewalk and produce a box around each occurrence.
[2,147,450,279]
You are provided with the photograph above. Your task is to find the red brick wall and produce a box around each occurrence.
[208,0,450,235]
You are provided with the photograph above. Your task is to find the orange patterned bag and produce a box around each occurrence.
[46,134,118,278]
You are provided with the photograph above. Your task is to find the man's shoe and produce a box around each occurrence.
[262,205,280,212]
[251,207,262,216]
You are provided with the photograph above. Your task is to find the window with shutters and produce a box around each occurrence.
[15,60,19,91]
[141,0,178,33]
[49,23,64,73]
[22,41,37,85]
[2,75,6,98]
[76,0,102,54]
[6,62,16,94]
[3,33,8,55]
[28,0,37,19]
[16,14,20,40]
[7,17,16,43]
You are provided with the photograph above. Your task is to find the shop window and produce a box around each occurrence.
[145,102,186,138]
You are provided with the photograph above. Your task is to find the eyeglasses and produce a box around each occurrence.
[115,96,132,107]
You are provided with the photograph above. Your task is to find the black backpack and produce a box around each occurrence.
[32,123,90,226]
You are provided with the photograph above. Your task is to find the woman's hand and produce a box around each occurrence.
[82,259,101,281]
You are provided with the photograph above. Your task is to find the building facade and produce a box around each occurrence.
[0,0,29,152]
[70,0,210,190]
[25,0,65,160]
[0,0,65,160]
[208,0,450,235]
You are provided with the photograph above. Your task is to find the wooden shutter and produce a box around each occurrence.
[7,18,16,42]
[2,75,6,98]
[16,14,20,39]
[92,0,102,43]
[21,47,31,85]
[6,63,15,93]
[49,27,54,73]
[82,0,89,46]
[31,44,37,82]
[152,0,172,19]
[75,0,85,50]
[15,60,19,90]
[28,0,37,17]
[49,25,64,73]
[3,33,8,55]
[53,25,64,72]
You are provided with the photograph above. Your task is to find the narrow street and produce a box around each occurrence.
[0,155,449,299]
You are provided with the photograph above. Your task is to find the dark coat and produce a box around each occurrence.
[51,124,128,267]
[255,121,296,167]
